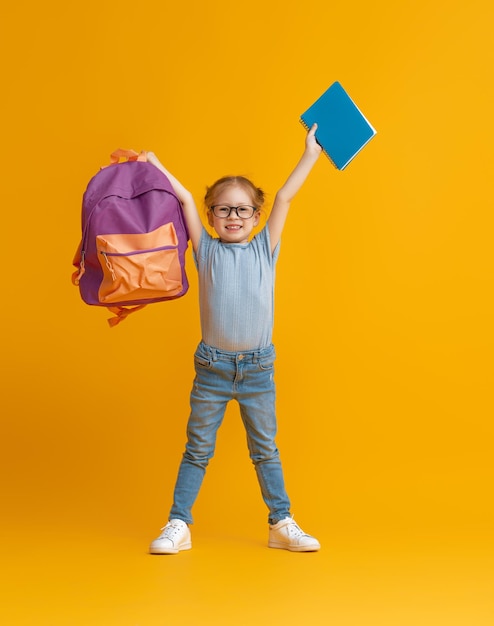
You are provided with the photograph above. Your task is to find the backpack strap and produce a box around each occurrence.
[108,149,147,165]
[107,305,147,327]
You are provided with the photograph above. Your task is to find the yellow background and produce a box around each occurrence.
[1,0,493,624]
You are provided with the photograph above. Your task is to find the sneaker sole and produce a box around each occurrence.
[149,542,192,555]
[268,541,320,552]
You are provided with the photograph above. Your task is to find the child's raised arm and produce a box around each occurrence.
[146,152,203,252]
[267,124,322,253]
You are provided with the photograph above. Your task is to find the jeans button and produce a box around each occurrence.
[238,354,244,361]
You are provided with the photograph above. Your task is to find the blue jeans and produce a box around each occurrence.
[169,341,291,525]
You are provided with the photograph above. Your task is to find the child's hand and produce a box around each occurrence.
[306,123,323,157]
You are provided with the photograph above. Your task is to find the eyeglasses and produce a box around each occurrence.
[210,204,257,219]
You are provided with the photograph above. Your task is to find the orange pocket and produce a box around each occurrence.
[97,223,183,303]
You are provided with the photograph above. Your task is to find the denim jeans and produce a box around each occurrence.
[169,341,291,525]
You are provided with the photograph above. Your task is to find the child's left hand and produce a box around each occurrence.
[306,123,323,157]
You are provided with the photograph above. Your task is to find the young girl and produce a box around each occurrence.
[146,124,322,553]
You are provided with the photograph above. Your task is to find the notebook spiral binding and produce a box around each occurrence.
[299,117,338,169]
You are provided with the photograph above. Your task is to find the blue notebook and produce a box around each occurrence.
[300,81,376,170]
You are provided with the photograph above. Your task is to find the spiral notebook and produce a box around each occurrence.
[300,81,376,170]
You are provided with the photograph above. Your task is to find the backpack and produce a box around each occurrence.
[72,149,189,326]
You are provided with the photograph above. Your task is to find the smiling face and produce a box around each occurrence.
[207,184,261,244]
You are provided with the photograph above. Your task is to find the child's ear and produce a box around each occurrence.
[253,211,261,227]
[207,211,215,227]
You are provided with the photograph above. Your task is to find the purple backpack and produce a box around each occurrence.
[72,150,189,326]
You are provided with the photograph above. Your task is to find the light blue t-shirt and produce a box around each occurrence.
[194,226,280,351]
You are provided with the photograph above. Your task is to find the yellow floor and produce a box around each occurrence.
[2,516,493,626]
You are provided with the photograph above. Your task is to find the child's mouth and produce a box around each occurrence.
[225,225,242,230]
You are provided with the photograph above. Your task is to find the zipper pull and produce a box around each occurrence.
[72,251,86,285]
[102,252,117,281]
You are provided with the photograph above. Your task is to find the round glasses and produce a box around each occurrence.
[210,204,257,219]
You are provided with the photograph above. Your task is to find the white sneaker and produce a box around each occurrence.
[149,519,192,554]
[268,517,320,552]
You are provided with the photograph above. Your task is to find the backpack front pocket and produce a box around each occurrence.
[96,223,183,303]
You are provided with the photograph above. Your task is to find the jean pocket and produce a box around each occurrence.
[258,354,275,371]
[194,353,212,370]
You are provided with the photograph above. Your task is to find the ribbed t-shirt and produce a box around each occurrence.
[194,226,280,351]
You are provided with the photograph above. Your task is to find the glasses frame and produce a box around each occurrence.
[210,204,258,219]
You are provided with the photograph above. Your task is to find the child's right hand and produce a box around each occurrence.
[145,152,203,252]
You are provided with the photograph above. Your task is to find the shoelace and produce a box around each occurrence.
[158,521,183,540]
[285,519,307,538]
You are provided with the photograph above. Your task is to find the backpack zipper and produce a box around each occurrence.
[100,244,178,257]
[100,244,178,282]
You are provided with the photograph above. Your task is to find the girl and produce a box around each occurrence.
[147,124,322,553]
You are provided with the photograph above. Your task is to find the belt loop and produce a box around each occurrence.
[211,347,218,362]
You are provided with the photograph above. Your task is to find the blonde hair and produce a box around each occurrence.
[204,176,265,211]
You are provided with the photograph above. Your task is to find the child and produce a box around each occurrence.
[146,124,322,553]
